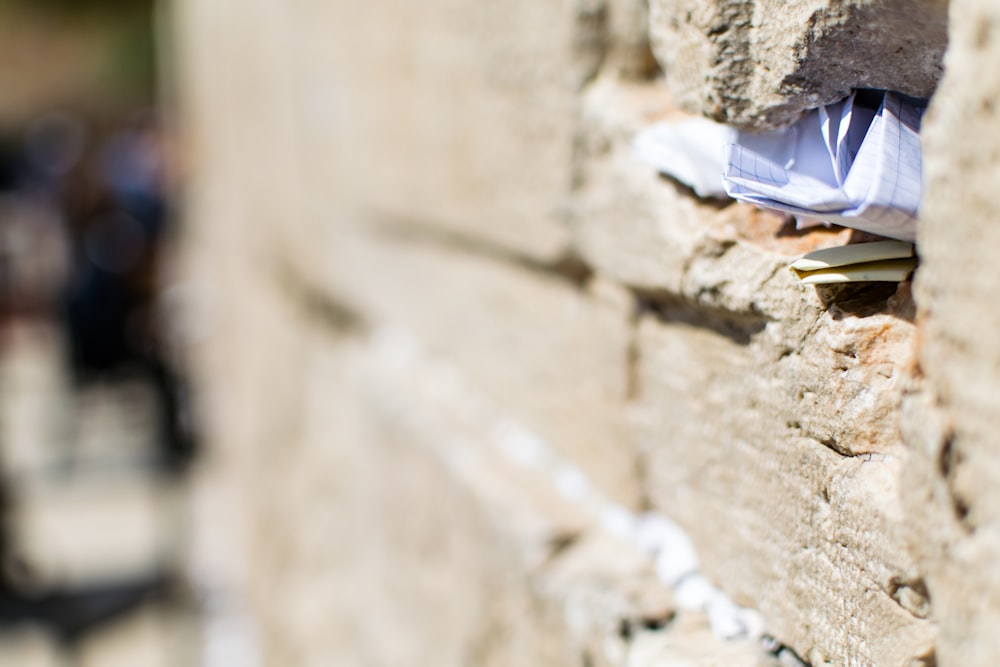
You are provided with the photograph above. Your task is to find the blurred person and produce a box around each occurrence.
[54,110,198,473]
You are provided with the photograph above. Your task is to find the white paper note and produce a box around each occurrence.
[633,117,736,199]
[723,91,926,242]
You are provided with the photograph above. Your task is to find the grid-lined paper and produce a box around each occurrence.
[723,92,926,242]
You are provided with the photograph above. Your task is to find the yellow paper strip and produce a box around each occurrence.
[793,258,918,284]
[790,240,915,272]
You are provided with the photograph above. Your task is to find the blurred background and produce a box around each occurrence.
[0,0,206,664]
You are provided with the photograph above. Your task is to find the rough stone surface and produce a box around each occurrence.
[172,0,1000,665]
[903,1,1000,665]
[633,313,934,667]
[574,74,935,664]
[648,0,949,130]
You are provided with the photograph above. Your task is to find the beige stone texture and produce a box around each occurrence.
[172,0,642,505]
[902,1,1000,665]
[648,0,948,130]
[175,0,581,264]
[573,73,935,664]
[171,0,1000,664]
[242,337,577,667]
[225,310,783,666]
[634,313,933,666]
[318,227,638,506]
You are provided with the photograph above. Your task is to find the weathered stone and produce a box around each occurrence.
[171,0,319,272]
[243,336,580,667]
[633,294,931,665]
[314,225,639,506]
[903,1,1000,665]
[648,0,948,130]
[236,320,783,667]
[576,76,918,466]
[172,0,1000,664]
[174,0,671,271]
[276,0,595,263]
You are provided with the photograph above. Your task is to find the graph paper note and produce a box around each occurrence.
[723,91,926,242]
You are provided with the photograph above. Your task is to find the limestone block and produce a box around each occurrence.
[239,340,576,667]
[171,0,320,270]
[575,75,918,451]
[544,530,780,667]
[903,1,1000,664]
[648,0,948,130]
[244,0,601,263]
[624,612,778,667]
[573,78,711,293]
[314,224,638,506]
[174,0,667,271]
[229,323,788,666]
[778,287,917,456]
[634,301,932,665]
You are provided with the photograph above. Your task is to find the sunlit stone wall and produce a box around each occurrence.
[171,0,1000,664]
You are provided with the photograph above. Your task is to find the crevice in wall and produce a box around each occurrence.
[630,286,769,346]
[761,636,811,667]
[369,214,595,290]
[624,303,656,513]
[810,436,894,460]
[615,609,678,645]
[572,0,610,90]
[887,575,932,620]
[272,260,369,337]
[625,322,642,402]
[937,431,975,533]
[541,530,583,566]
[815,280,915,323]
[658,174,737,210]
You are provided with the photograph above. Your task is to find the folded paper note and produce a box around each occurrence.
[724,91,926,242]
[790,240,917,284]
[634,92,926,284]
[633,117,735,199]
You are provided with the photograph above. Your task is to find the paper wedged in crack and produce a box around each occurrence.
[633,116,735,198]
[793,258,918,284]
[724,91,926,242]
[789,240,914,272]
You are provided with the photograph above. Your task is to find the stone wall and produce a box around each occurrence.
[170,0,1000,665]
